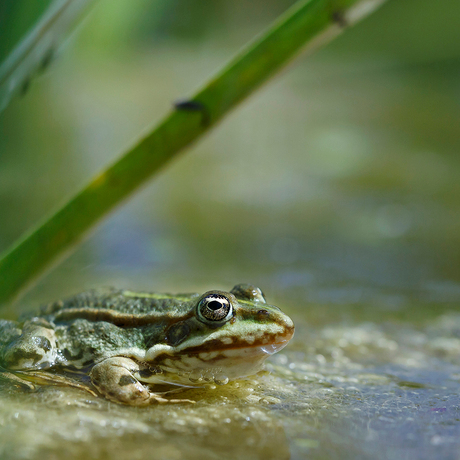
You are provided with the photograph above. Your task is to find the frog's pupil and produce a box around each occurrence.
[208,300,223,311]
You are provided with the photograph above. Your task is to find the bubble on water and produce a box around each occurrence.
[214,374,229,385]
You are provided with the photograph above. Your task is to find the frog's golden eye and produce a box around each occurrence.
[197,294,232,323]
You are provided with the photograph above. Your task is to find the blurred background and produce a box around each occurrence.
[0,0,459,319]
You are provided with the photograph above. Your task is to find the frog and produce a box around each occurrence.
[0,284,294,406]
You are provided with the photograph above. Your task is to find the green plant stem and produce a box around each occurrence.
[0,0,386,305]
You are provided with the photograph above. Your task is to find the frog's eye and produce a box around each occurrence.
[197,294,233,323]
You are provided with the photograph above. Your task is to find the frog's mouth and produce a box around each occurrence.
[183,326,294,357]
[166,330,294,374]
[207,334,292,360]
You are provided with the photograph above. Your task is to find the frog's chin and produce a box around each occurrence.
[142,341,289,388]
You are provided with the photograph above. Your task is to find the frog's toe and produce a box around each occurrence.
[90,357,151,406]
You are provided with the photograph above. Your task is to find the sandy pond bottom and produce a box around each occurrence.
[1,309,460,460]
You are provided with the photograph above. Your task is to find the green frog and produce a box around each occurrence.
[0,284,294,406]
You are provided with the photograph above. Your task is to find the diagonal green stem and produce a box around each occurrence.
[0,0,386,305]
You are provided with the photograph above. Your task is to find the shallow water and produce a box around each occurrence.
[276,311,460,460]
[1,304,460,459]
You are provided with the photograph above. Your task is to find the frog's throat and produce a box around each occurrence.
[137,343,287,387]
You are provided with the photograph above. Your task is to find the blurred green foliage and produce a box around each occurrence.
[0,0,459,312]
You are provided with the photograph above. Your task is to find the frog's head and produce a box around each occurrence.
[144,284,294,386]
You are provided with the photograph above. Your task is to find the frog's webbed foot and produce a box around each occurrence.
[0,365,98,397]
[90,357,195,406]
[0,368,36,391]
[16,370,98,396]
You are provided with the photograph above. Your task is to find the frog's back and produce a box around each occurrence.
[30,289,198,368]
[41,289,199,318]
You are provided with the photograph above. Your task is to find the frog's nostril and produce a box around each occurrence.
[257,309,269,317]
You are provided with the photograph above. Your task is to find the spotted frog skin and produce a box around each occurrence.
[0,284,294,405]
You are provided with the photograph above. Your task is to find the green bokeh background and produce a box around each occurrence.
[1,0,460,315]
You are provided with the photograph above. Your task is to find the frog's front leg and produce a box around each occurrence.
[2,321,57,370]
[90,357,194,406]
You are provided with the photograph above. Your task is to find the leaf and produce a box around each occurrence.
[0,0,97,114]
